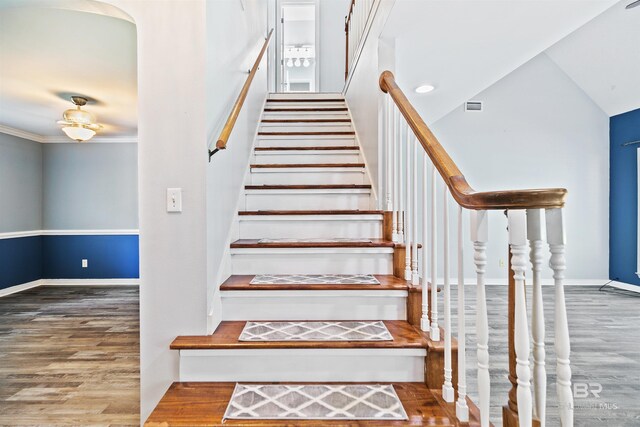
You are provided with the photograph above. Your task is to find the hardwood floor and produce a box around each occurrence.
[0,286,139,426]
[457,285,640,427]
[1,285,638,426]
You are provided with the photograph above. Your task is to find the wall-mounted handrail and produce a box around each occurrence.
[209,29,274,160]
[379,70,567,210]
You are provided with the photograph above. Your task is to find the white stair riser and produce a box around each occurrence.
[268,93,343,100]
[239,217,382,239]
[253,152,361,164]
[179,349,424,382]
[245,191,371,210]
[230,250,393,274]
[259,125,353,133]
[250,169,366,185]
[265,102,346,109]
[263,112,350,120]
[221,290,406,321]
[257,137,357,147]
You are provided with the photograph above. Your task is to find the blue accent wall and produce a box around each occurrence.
[0,236,42,290]
[610,108,640,286]
[0,234,138,290]
[42,235,139,279]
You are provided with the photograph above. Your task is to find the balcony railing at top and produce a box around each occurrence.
[344,0,376,81]
[209,29,274,160]
[379,70,573,427]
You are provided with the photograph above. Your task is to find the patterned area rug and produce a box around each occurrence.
[239,321,393,341]
[250,274,380,285]
[257,238,373,243]
[224,384,408,420]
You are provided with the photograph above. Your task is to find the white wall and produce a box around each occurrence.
[319,0,350,92]
[204,0,268,330]
[0,133,42,233]
[344,0,395,207]
[429,53,609,281]
[105,0,208,421]
[43,143,137,229]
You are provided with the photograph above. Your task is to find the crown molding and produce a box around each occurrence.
[0,124,44,143]
[0,124,137,144]
[41,135,138,144]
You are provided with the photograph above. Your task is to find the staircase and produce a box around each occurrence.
[145,93,482,426]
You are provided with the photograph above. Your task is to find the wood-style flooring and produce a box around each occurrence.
[0,286,139,426]
[1,285,638,426]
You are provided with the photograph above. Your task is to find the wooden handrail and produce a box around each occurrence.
[210,29,274,159]
[379,71,567,210]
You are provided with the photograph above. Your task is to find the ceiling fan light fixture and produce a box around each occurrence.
[57,96,102,142]
[61,125,96,142]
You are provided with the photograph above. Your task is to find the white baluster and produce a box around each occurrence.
[508,210,533,427]
[430,165,439,341]
[527,209,546,426]
[397,120,404,242]
[546,208,573,427]
[442,186,454,402]
[404,127,412,280]
[385,96,393,213]
[421,152,429,331]
[470,209,489,427]
[392,108,399,242]
[456,205,469,421]
[412,137,419,285]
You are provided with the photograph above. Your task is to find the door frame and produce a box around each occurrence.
[275,0,320,92]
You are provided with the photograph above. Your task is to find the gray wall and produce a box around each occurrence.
[0,133,43,233]
[319,0,350,92]
[43,143,138,230]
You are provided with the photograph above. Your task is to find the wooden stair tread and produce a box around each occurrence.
[220,274,408,291]
[230,238,395,248]
[254,146,358,151]
[251,163,364,168]
[171,320,427,350]
[258,131,355,136]
[245,184,372,190]
[261,118,351,123]
[238,210,382,216]
[266,99,345,103]
[145,382,462,426]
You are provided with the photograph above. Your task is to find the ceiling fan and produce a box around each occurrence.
[627,0,640,9]
[57,96,103,142]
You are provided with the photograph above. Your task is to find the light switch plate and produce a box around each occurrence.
[167,188,182,212]
[82,259,88,268]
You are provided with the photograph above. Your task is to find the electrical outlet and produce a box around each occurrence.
[82,259,88,268]
[499,259,505,267]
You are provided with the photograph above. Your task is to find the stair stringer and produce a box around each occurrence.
[208,95,269,334]
[344,97,379,210]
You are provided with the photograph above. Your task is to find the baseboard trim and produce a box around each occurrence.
[41,279,140,286]
[0,229,139,239]
[607,281,640,293]
[430,278,610,286]
[0,280,44,297]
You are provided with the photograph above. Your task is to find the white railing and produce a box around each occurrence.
[345,0,375,81]
[380,71,574,427]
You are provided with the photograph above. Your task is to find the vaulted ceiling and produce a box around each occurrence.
[0,5,136,140]
[546,0,640,117]
[383,0,619,123]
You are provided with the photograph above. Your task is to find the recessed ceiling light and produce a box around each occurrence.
[627,0,640,9]
[415,84,435,94]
